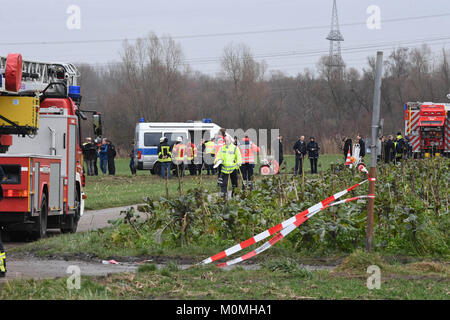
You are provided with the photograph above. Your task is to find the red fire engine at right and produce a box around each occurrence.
[404,102,450,157]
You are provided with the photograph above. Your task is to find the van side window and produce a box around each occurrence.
[144,133,162,147]
[164,132,187,146]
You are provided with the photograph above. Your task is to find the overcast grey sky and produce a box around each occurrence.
[2,0,450,76]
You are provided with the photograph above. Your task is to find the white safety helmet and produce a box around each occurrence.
[176,136,183,142]
[160,137,165,143]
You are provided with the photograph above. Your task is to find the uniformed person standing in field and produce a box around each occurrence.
[385,135,396,163]
[172,136,186,177]
[239,136,260,190]
[293,136,306,175]
[158,137,172,179]
[82,137,97,176]
[129,141,137,175]
[203,136,216,175]
[215,136,242,200]
[0,165,6,277]
[307,137,320,174]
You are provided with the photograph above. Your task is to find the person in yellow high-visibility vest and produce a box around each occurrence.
[204,137,216,175]
[215,136,242,200]
[158,137,172,179]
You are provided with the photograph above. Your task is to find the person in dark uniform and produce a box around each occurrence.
[385,135,396,163]
[106,139,117,175]
[278,135,284,171]
[129,141,137,175]
[307,137,320,174]
[93,138,100,175]
[356,134,366,159]
[0,165,6,277]
[293,136,307,175]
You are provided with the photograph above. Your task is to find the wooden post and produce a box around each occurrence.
[366,51,383,252]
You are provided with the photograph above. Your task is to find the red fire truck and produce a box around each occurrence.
[404,102,450,157]
[0,54,102,239]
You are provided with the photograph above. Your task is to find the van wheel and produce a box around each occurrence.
[153,163,161,176]
[32,194,48,240]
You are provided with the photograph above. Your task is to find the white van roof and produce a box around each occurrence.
[137,122,221,130]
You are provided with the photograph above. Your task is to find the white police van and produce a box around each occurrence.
[134,119,223,174]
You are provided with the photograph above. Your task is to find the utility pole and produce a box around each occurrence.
[366,51,383,252]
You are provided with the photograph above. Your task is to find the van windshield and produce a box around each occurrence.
[144,133,162,147]
[164,132,187,146]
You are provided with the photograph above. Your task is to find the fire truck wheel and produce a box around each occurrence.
[32,194,48,240]
[61,189,80,234]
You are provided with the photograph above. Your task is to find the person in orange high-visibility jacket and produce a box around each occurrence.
[186,141,198,175]
[172,136,186,177]
[239,136,260,190]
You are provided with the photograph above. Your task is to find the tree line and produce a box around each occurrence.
[77,33,450,155]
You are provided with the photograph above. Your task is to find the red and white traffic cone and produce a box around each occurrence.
[345,151,352,166]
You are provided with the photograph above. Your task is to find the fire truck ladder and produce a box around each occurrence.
[0,55,80,93]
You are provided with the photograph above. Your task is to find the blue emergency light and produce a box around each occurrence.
[68,85,81,99]
[202,118,212,123]
[140,117,145,123]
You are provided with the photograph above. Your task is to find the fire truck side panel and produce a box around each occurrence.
[404,108,421,152]
[0,157,31,213]
[49,162,62,212]
[32,161,39,215]
[31,157,62,216]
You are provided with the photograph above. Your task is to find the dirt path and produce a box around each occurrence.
[2,257,139,281]
[77,204,139,232]
[2,205,139,281]
[1,205,336,282]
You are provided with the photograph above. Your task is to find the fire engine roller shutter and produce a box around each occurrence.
[67,123,76,209]
[33,162,40,215]
[49,163,61,213]
[5,53,23,92]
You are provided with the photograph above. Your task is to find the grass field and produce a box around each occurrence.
[84,154,356,210]
[1,252,448,300]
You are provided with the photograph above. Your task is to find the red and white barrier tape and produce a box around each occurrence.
[216,194,374,267]
[200,177,369,266]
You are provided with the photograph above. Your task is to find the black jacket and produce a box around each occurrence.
[358,138,366,158]
[385,140,395,161]
[293,140,307,157]
[106,143,117,159]
[82,143,97,160]
[307,141,320,158]
[343,139,352,156]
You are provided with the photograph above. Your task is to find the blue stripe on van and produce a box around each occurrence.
[138,148,158,155]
